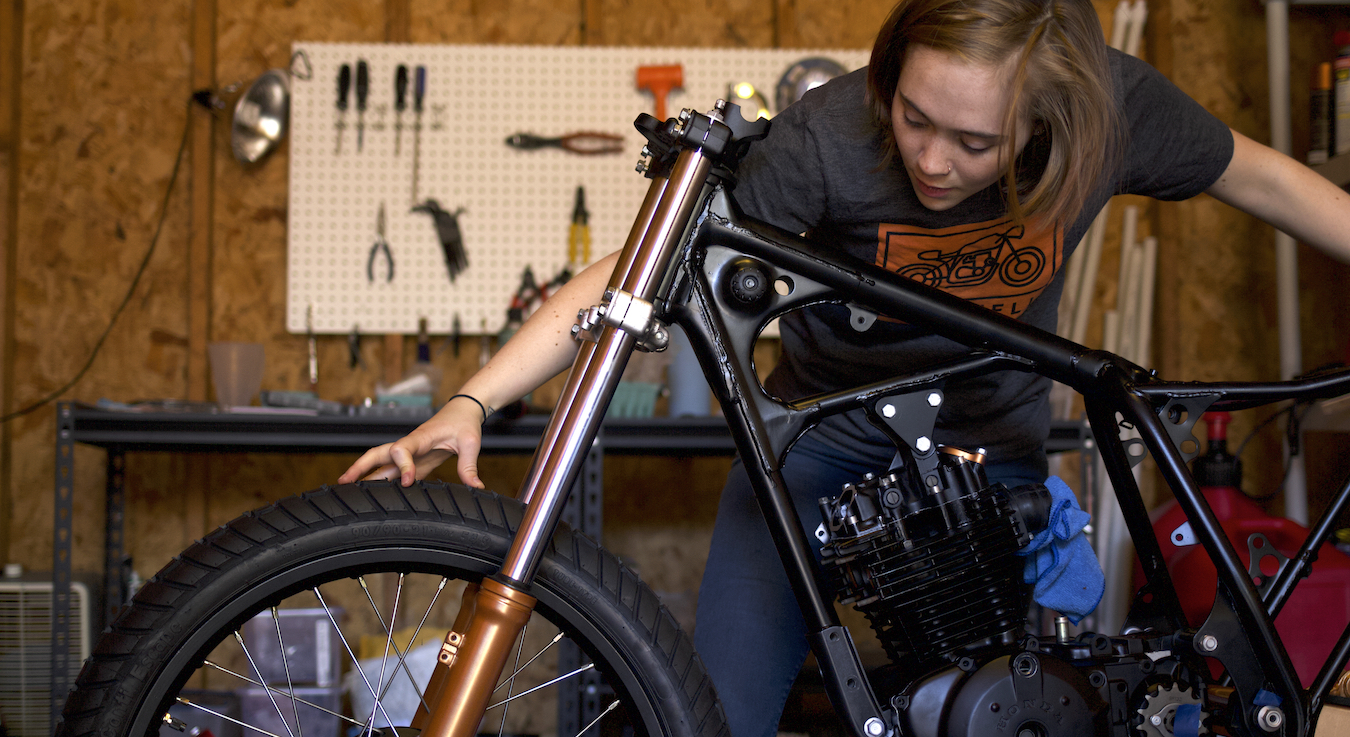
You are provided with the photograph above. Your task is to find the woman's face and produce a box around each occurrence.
[892,44,1033,211]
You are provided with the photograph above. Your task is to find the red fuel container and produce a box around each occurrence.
[1139,413,1350,686]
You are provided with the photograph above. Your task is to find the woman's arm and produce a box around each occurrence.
[339,251,621,488]
[1205,128,1350,264]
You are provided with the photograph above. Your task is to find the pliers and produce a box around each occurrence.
[505,132,624,155]
[367,202,394,282]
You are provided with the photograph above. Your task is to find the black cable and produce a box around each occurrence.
[0,100,191,424]
[1232,399,1316,500]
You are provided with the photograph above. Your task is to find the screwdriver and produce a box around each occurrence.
[355,59,369,152]
[394,64,409,156]
[569,185,590,268]
[335,63,351,154]
[412,65,426,202]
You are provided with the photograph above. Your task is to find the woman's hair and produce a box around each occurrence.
[866,0,1123,227]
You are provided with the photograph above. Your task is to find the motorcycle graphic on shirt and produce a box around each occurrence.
[876,217,1061,318]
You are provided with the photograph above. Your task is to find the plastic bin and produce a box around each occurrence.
[241,608,343,686]
[237,685,342,737]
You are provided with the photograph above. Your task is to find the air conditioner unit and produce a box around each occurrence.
[0,573,93,737]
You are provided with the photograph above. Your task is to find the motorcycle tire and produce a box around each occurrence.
[57,481,727,737]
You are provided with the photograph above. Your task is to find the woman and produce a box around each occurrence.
[341,1,1350,735]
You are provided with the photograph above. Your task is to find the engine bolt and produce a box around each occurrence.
[1151,715,1163,726]
[1257,706,1283,732]
[864,717,886,737]
[927,392,941,407]
[882,403,896,418]
[916,436,932,452]
[1199,634,1218,652]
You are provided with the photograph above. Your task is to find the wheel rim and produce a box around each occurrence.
[130,545,658,737]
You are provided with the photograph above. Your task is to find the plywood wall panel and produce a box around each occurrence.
[588,0,773,48]
[409,0,583,45]
[775,0,891,49]
[8,0,193,573]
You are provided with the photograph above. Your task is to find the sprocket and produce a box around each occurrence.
[1136,682,1208,737]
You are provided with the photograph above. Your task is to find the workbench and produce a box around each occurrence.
[50,402,1093,726]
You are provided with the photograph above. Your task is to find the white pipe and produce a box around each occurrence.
[1118,244,1142,362]
[1059,229,1093,337]
[1110,0,1131,52]
[1071,211,1109,345]
[1117,205,1139,308]
[1266,0,1307,524]
[1103,309,1121,356]
[1136,236,1158,368]
[1125,0,1148,59]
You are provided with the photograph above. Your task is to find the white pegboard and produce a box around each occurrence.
[287,43,870,335]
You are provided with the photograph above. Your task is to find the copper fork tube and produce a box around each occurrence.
[410,582,481,730]
[417,579,537,737]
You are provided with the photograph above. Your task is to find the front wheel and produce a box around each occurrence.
[59,481,727,737]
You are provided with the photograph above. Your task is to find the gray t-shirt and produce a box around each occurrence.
[731,49,1234,463]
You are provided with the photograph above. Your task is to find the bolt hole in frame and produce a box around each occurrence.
[60,101,1350,737]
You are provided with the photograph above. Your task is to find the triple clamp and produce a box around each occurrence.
[571,288,670,352]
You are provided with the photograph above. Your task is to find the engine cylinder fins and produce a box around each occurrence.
[823,504,1031,670]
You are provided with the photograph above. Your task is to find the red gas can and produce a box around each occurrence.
[1142,413,1350,686]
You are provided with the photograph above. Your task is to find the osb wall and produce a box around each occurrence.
[0,0,1345,627]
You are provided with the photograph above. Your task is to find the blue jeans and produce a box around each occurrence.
[693,431,1047,737]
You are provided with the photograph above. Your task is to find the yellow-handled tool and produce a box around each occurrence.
[568,185,590,268]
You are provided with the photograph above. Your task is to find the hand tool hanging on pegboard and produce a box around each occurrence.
[411,65,426,202]
[394,64,409,156]
[355,59,369,152]
[412,199,468,281]
[568,185,590,272]
[334,63,351,154]
[367,202,394,282]
[504,132,623,155]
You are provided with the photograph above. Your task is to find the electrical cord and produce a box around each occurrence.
[1232,398,1317,501]
[0,99,191,424]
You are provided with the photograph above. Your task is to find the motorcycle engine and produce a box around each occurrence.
[818,445,1207,737]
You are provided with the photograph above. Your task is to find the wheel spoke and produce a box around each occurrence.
[573,699,621,737]
[271,606,305,737]
[313,587,399,731]
[358,574,442,716]
[234,631,297,737]
[177,697,289,737]
[487,662,595,711]
[202,661,367,729]
[492,631,565,694]
[359,574,404,736]
[497,619,530,737]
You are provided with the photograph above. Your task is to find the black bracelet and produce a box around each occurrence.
[448,394,490,423]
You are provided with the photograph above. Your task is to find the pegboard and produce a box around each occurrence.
[287,43,870,335]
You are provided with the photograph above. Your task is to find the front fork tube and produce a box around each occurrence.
[414,146,714,737]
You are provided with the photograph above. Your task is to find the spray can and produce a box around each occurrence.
[1335,31,1350,156]
[1311,61,1333,165]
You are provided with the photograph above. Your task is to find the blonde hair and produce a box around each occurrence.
[866,0,1123,227]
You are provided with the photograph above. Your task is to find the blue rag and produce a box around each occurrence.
[1017,476,1104,624]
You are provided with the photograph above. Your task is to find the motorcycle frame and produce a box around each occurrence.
[426,106,1350,737]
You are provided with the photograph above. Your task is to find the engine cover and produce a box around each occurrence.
[897,652,1107,737]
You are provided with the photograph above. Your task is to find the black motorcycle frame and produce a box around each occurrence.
[630,106,1350,737]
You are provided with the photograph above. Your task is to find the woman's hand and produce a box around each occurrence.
[338,396,488,488]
